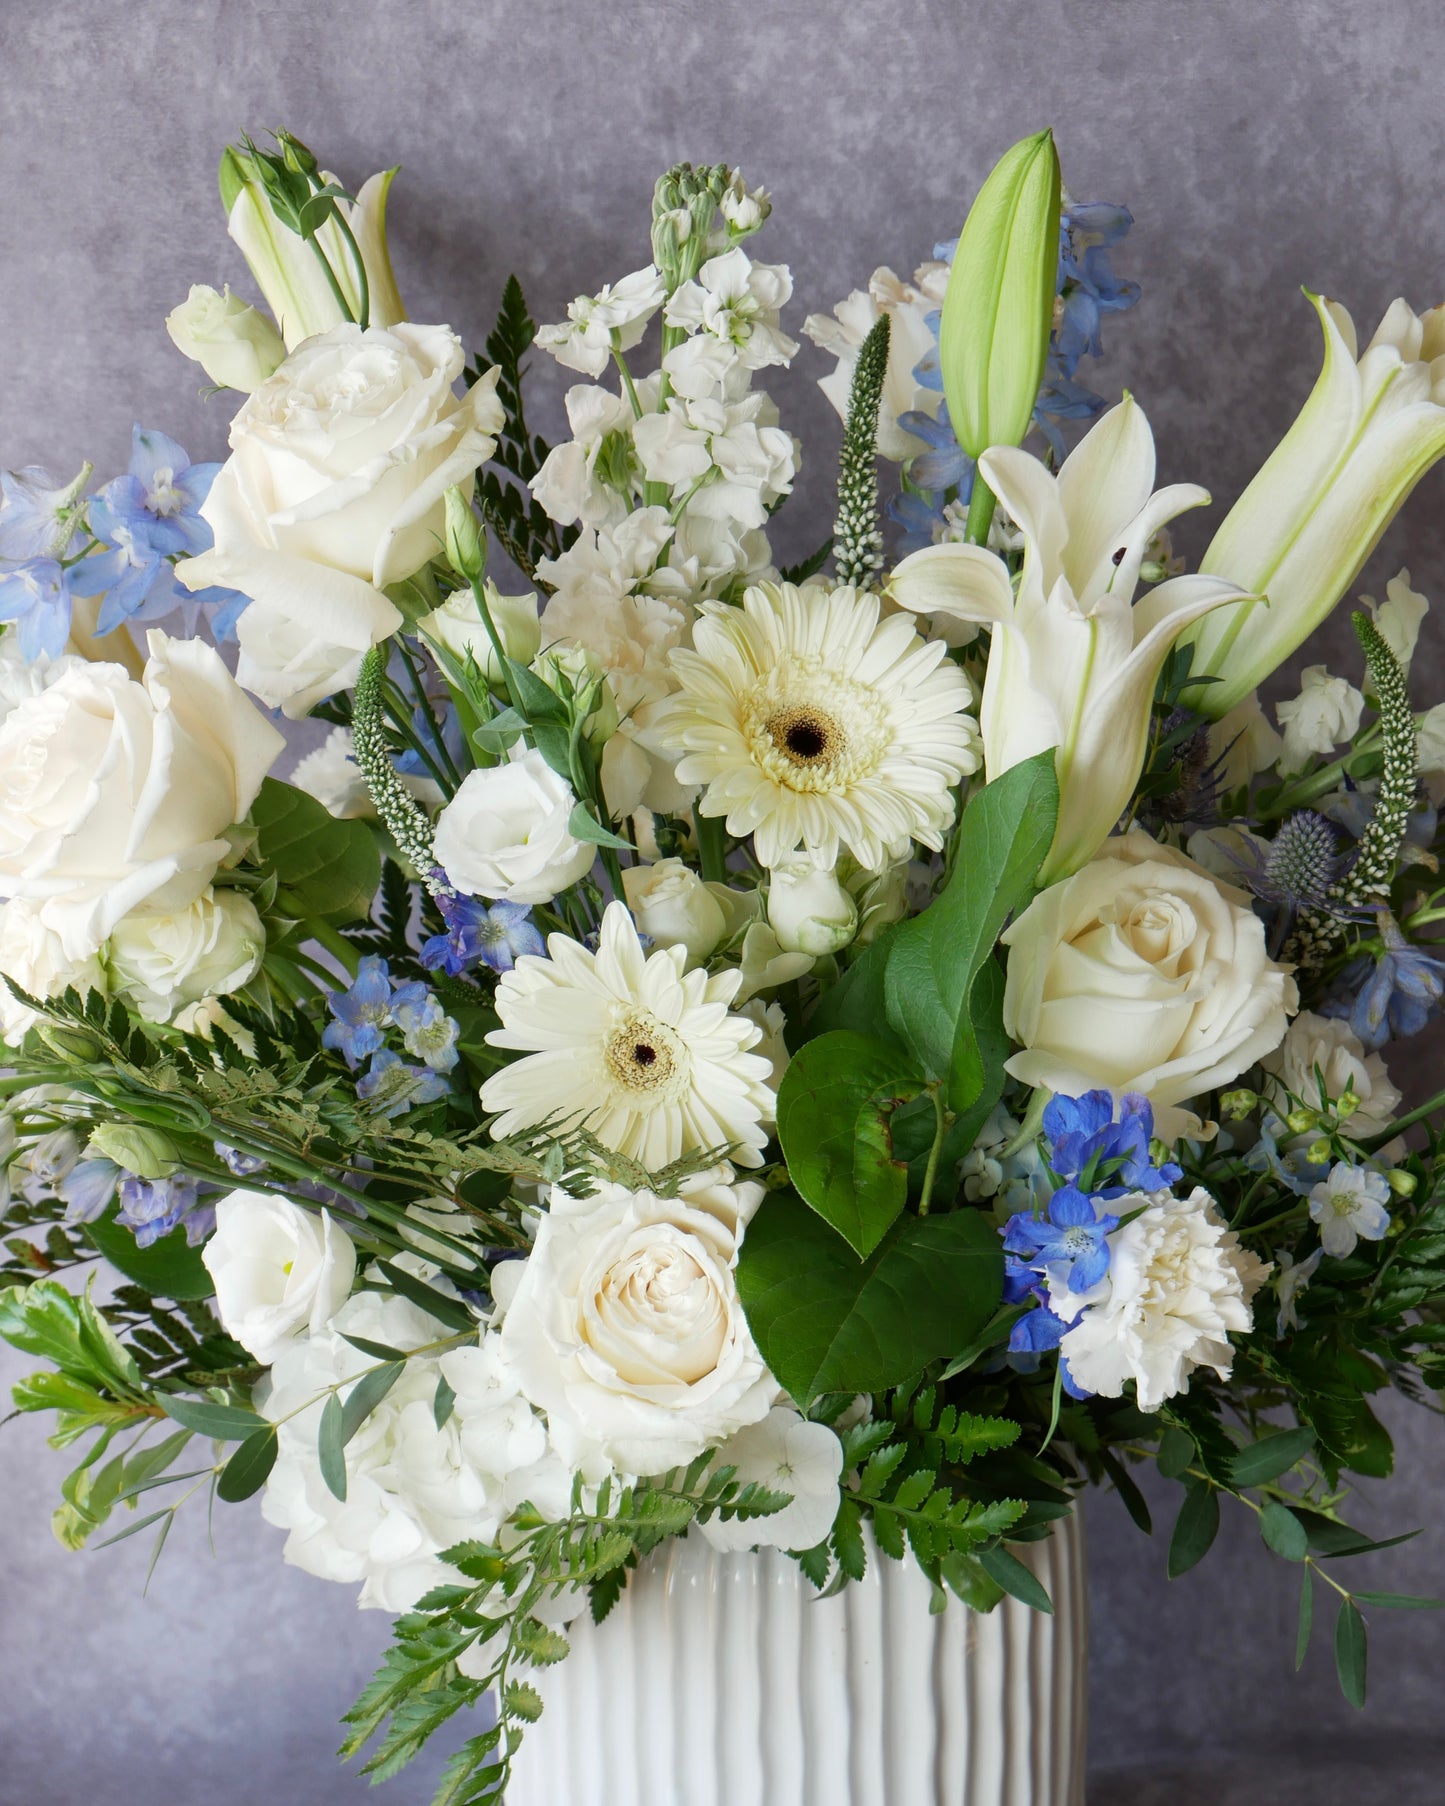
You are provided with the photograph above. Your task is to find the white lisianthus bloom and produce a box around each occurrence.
[1001,829,1297,1140]
[766,857,859,956]
[889,396,1250,882]
[1275,665,1365,775]
[699,1408,844,1553]
[0,631,283,958]
[1362,568,1429,669]
[660,582,980,871]
[530,383,647,529]
[108,886,265,1023]
[664,249,799,376]
[482,901,775,1168]
[165,283,285,392]
[1207,694,1284,793]
[1308,1162,1392,1259]
[1181,296,1445,716]
[535,267,668,376]
[802,260,950,461]
[1055,1187,1270,1412]
[179,324,503,718]
[622,858,729,966]
[496,1171,775,1476]
[202,1190,357,1364]
[432,747,595,906]
[1261,1010,1400,1139]
[418,583,541,683]
[0,898,107,1041]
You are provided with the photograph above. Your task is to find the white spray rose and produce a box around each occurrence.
[1055,1187,1270,1412]
[179,323,504,718]
[498,1171,775,1477]
[1001,830,1297,1139]
[1261,1010,1400,1138]
[432,747,595,906]
[108,886,265,1023]
[0,898,106,1041]
[766,858,859,956]
[0,631,283,958]
[698,1408,843,1553]
[202,1190,357,1365]
[1275,665,1366,775]
[418,583,541,683]
[165,283,285,392]
[622,858,728,966]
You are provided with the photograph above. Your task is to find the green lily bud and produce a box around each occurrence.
[87,1124,181,1181]
[444,485,487,585]
[939,129,1061,461]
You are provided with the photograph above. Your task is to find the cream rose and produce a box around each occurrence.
[496,1172,775,1476]
[0,632,283,958]
[432,748,595,906]
[1001,829,1297,1137]
[165,283,285,392]
[0,898,107,1040]
[108,886,265,1023]
[1261,1010,1400,1139]
[179,323,504,718]
[621,857,728,966]
[203,1190,357,1365]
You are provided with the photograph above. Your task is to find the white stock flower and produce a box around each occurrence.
[1207,694,1284,792]
[633,391,796,531]
[1055,1187,1269,1412]
[766,857,858,956]
[0,631,282,958]
[1362,568,1429,669]
[699,1408,843,1553]
[661,582,980,870]
[0,899,106,1041]
[202,1190,357,1365]
[165,283,285,392]
[889,397,1249,882]
[432,747,595,907]
[802,260,950,461]
[1001,829,1297,1140]
[664,249,798,381]
[1262,1010,1400,1139]
[535,267,668,376]
[482,901,775,1168]
[1275,665,1365,775]
[1308,1162,1392,1258]
[418,583,541,683]
[108,886,265,1023]
[535,507,674,615]
[180,324,503,718]
[497,1171,775,1476]
[530,383,644,529]
[621,858,729,966]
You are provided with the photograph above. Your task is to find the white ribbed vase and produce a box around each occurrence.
[506,1512,1086,1806]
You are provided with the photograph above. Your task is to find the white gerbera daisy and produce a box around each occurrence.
[480,901,775,1168]
[659,581,981,869]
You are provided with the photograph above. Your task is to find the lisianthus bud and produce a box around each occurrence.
[88,1123,181,1181]
[165,284,285,392]
[420,583,540,687]
[767,860,859,957]
[444,486,486,584]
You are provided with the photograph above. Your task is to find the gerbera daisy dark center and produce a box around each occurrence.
[768,706,839,767]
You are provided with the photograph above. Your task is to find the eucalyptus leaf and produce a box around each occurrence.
[977,1545,1053,1615]
[1167,1482,1219,1578]
[1335,1598,1367,1708]
[217,1426,279,1503]
[159,1396,266,1442]
[319,1393,348,1502]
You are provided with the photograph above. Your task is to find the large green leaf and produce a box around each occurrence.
[736,1191,1003,1405]
[84,1203,214,1301]
[775,1030,925,1256]
[252,776,382,925]
[0,1278,141,1395]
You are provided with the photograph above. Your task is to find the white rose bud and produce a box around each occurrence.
[767,858,859,956]
[621,858,728,966]
[202,1190,357,1365]
[165,284,285,392]
[108,887,265,1023]
[432,746,595,906]
[419,583,541,685]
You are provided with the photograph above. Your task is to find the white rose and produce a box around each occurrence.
[498,1172,775,1476]
[172,996,257,1057]
[1002,829,1297,1139]
[1261,1009,1400,1139]
[0,631,283,958]
[431,747,595,906]
[698,1408,843,1553]
[1275,665,1365,775]
[1054,1187,1270,1412]
[179,323,504,718]
[0,898,106,1040]
[165,283,285,392]
[622,858,728,965]
[108,886,265,1023]
[767,858,859,956]
[202,1190,357,1365]
[418,582,541,683]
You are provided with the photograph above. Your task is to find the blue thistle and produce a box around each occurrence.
[1259,811,1345,912]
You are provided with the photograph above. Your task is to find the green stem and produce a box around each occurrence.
[330,207,370,331]
[307,236,357,325]
[917,1083,953,1218]
[694,810,728,883]
[397,637,463,788]
[963,477,997,547]
[611,342,645,420]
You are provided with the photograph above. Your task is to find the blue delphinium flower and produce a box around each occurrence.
[117,1174,206,1248]
[1042,1090,1180,1196]
[421,890,546,977]
[393,990,461,1073]
[0,559,72,659]
[1004,1183,1120,1293]
[57,1157,121,1223]
[323,955,398,1067]
[1324,919,1445,1049]
[215,1141,266,1178]
[1244,1110,1328,1199]
[0,463,89,561]
[357,1049,450,1118]
[895,400,974,494]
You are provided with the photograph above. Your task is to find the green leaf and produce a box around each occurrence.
[1295,1568,1314,1670]
[1099,1450,1152,1537]
[941,1549,1006,1612]
[84,1202,213,1301]
[251,776,382,925]
[1156,1426,1195,1481]
[1259,1501,1309,1562]
[217,1426,279,1503]
[340,1334,411,1363]
[1228,1426,1316,1489]
[319,1393,348,1501]
[1167,1482,1219,1578]
[1335,1598,1367,1708]
[341,1362,404,1443]
[158,1396,266,1441]
[502,1680,544,1724]
[1352,1590,1445,1610]
[566,804,632,851]
[977,1545,1053,1614]
[375,1261,478,1334]
[736,1190,1003,1404]
[775,1031,925,1256]
[0,1277,142,1395]
[433,1372,457,1431]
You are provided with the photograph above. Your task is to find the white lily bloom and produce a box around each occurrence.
[1181,296,1445,716]
[889,397,1248,881]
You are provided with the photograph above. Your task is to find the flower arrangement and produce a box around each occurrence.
[4,123,1445,1795]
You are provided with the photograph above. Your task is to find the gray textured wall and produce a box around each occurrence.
[2,1,1445,1800]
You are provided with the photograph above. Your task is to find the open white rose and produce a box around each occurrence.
[179,323,504,718]
[0,631,283,959]
[1001,829,1297,1138]
[621,858,728,966]
[165,283,285,392]
[698,1408,843,1553]
[1261,1010,1400,1139]
[498,1172,775,1476]
[432,747,595,906]
[203,1190,357,1365]
[108,886,265,1023]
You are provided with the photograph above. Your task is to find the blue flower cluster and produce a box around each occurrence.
[1324,918,1445,1050]
[118,1175,214,1248]
[421,881,545,977]
[324,955,459,1116]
